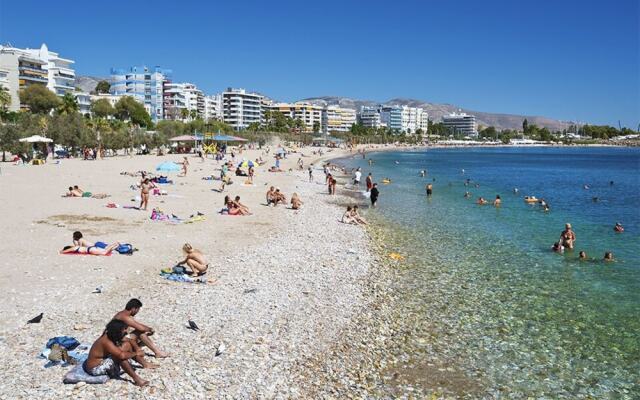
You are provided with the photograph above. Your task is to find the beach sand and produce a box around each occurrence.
[0,147,379,398]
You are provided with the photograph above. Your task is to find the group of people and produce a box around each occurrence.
[84,299,169,387]
[265,186,303,209]
[222,195,251,215]
[63,185,109,199]
[553,223,616,262]
[341,205,367,225]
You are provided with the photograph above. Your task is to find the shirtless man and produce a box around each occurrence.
[559,223,576,250]
[84,319,150,387]
[177,243,208,276]
[266,186,277,206]
[139,178,153,210]
[426,183,433,197]
[234,196,251,214]
[113,298,169,359]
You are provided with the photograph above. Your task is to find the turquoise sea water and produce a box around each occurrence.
[341,147,640,397]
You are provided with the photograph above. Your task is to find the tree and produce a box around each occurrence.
[95,80,111,94]
[0,88,10,111]
[19,84,61,114]
[114,96,152,127]
[0,123,22,161]
[313,121,320,133]
[57,93,79,115]
[522,118,529,133]
[91,99,115,118]
[180,108,190,121]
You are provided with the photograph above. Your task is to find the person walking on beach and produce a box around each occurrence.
[113,298,169,359]
[308,166,313,183]
[366,173,373,192]
[329,176,337,195]
[370,183,379,207]
[179,157,189,177]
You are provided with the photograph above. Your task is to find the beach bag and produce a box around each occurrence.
[115,243,133,255]
[46,336,80,351]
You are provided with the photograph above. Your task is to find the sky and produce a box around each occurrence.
[0,0,638,127]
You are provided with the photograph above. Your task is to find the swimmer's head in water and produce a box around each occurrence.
[579,251,587,259]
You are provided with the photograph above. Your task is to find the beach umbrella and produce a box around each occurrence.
[156,161,181,172]
[237,160,255,168]
[19,135,53,143]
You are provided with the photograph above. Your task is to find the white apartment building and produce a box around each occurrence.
[204,94,222,121]
[358,106,386,128]
[267,102,323,133]
[23,44,75,97]
[90,92,131,108]
[442,112,477,136]
[222,88,263,130]
[110,66,171,122]
[322,105,356,133]
[378,105,428,134]
[163,82,204,121]
[74,92,92,116]
[0,44,74,111]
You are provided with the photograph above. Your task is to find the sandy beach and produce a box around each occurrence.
[0,146,380,399]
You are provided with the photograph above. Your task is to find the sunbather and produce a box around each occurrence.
[84,319,150,387]
[291,193,303,209]
[176,243,209,276]
[234,196,251,214]
[113,298,169,359]
[60,242,120,255]
[73,231,94,247]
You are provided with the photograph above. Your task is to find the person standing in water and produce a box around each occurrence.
[559,223,576,250]
[426,183,433,197]
[370,183,379,207]
[494,195,501,207]
[366,173,373,192]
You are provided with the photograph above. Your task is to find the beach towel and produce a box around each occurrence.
[61,252,112,256]
[63,363,109,384]
[40,342,90,369]
[160,272,207,284]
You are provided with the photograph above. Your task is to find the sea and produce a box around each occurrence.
[339,146,639,397]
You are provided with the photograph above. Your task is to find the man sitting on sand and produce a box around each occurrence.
[84,319,152,387]
[266,186,276,206]
[273,188,286,206]
[234,196,251,214]
[176,243,209,276]
[60,242,120,255]
[113,298,169,359]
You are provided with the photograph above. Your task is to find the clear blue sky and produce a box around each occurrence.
[1,0,638,127]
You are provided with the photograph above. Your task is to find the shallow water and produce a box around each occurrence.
[340,147,640,397]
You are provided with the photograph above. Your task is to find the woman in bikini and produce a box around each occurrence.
[176,243,208,276]
[60,242,120,255]
[140,178,154,211]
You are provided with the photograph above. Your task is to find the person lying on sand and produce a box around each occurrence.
[268,166,283,172]
[64,186,83,197]
[60,242,120,255]
[84,319,151,387]
[64,186,109,199]
[113,298,169,359]
[291,193,303,210]
[176,243,209,276]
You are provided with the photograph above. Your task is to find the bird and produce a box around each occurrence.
[187,320,200,331]
[92,285,103,294]
[243,288,257,294]
[27,313,43,324]
[215,342,225,356]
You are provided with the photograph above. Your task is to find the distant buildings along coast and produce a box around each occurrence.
[0,43,490,136]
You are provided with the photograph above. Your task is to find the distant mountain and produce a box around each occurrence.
[301,96,574,132]
[74,76,109,94]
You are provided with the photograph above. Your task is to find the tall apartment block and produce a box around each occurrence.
[222,88,263,130]
[110,66,171,122]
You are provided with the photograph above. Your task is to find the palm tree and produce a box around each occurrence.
[58,93,79,115]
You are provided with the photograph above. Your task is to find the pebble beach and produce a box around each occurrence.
[0,147,385,399]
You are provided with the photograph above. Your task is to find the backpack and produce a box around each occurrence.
[116,243,134,255]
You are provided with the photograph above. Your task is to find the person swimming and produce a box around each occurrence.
[604,252,614,261]
[579,250,587,260]
[476,197,488,205]
[614,222,624,233]
[493,195,501,207]
[552,242,564,253]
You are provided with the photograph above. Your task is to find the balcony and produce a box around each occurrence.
[19,74,48,83]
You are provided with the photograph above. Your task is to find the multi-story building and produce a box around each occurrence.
[74,92,92,116]
[442,112,477,136]
[163,82,204,121]
[267,102,323,133]
[378,105,428,134]
[204,94,222,121]
[110,65,171,122]
[0,45,53,111]
[322,105,356,133]
[90,93,131,108]
[222,88,263,130]
[358,106,385,129]
[22,44,75,97]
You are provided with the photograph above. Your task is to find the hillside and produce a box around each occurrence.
[301,96,574,132]
[74,76,109,94]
